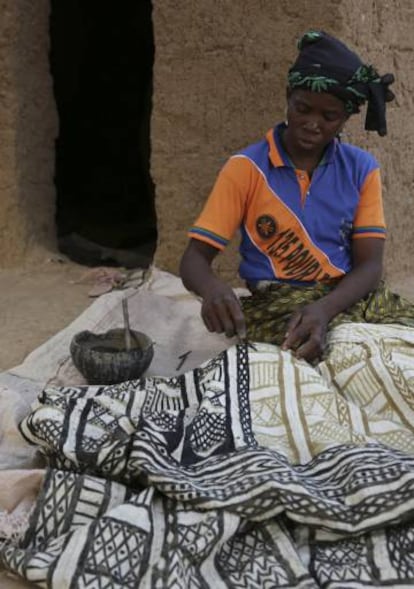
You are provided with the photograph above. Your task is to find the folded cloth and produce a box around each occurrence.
[2,339,414,587]
[0,470,45,543]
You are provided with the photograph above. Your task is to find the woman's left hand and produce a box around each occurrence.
[281,301,329,362]
[281,240,385,363]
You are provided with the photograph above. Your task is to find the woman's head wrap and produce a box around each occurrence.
[288,30,395,136]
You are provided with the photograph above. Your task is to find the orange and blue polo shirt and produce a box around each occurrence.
[189,123,386,285]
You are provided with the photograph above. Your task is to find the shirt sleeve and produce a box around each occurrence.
[352,167,387,240]
[188,156,253,250]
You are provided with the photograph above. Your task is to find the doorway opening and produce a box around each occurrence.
[50,0,156,268]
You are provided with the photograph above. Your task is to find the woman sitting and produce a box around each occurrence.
[180,30,414,362]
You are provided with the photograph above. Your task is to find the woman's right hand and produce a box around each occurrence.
[180,239,246,339]
[201,282,246,339]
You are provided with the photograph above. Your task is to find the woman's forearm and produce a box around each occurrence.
[179,240,224,298]
[318,259,382,321]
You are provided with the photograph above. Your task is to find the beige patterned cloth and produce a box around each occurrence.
[247,322,414,462]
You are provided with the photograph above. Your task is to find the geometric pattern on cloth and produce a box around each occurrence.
[320,322,414,454]
[1,329,414,586]
[215,519,311,588]
[306,520,414,587]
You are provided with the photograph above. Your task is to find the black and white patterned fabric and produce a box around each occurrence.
[2,340,414,587]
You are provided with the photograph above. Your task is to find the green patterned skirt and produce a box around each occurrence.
[241,281,414,346]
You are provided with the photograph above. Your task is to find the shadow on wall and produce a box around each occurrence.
[50,0,156,268]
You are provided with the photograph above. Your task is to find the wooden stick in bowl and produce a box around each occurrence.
[122,298,132,351]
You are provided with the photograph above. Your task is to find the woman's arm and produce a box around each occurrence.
[180,239,246,338]
[282,237,384,361]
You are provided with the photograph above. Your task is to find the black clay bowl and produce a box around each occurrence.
[70,328,154,385]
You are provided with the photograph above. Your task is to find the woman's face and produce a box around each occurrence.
[285,89,349,153]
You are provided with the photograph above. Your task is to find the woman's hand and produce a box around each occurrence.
[281,239,385,362]
[282,301,330,362]
[201,282,246,338]
[180,239,246,339]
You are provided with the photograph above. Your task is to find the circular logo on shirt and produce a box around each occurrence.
[256,215,277,239]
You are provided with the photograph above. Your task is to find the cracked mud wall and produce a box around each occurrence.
[0,0,57,266]
[152,1,414,284]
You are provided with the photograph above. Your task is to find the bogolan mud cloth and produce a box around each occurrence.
[1,324,414,587]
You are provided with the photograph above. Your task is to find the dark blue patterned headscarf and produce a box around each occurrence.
[288,30,395,136]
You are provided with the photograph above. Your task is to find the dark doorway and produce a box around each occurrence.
[50,0,156,268]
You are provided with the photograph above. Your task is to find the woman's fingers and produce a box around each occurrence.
[295,334,323,361]
[282,311,303,350]
[202,293,246,338]
[283,324,325,361]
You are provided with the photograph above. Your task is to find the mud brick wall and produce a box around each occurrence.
[0,0,57,265]
[335,0,414,281]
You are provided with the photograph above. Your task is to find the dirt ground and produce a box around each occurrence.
[0,254,97,371]
[1,252,414,373]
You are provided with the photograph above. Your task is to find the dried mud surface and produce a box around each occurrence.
[0,257,93,371]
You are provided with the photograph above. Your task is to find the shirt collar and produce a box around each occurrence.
[267,122,338,168]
